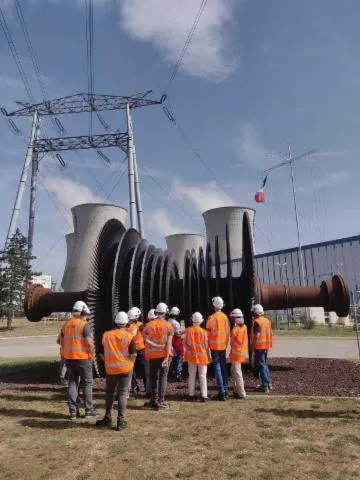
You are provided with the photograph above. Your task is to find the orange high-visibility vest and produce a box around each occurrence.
[251,316,273,350]
[127,321,145,351]
[144,319,174,360]
[61,317,90,360]
[102,328,134,375]
[230,324,248,363]
[184,325,209,365]
[206,311,230,351]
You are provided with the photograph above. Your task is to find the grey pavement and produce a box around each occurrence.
[0,335,359,359]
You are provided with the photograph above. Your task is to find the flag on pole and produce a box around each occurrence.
[261,175,267,189]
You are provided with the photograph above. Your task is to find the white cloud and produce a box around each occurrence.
[172,179,234,212]
[119,0,237,81]
[149,208,184,236]
[41,175,105,228]
[235,122,279,170]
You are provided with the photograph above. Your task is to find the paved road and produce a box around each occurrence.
[0,335,359,359]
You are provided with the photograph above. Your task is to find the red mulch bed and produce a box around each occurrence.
[0,358,359,398]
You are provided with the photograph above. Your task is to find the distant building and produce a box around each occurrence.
[32,274,52,289]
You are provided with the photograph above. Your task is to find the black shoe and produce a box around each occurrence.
[233,393,246,399]
[116,419,127,431]
[95,417,112,428]
[200,397,210,403]
[214,393,227,401]
[175,375,182,383]
[144,400,159,410]
[76,409,81,418]
[187,396,195,402]
[69,414,77,421]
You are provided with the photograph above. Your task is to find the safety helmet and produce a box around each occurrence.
[72,301,90,315]
[147,308,157,320]
[191,312,204,324]
[170,306,180,316]
[128,306,141,321]
[230,308,244,324]
[251,304,264,316]
[212,296,224,309]
[155,302,169,315]
[114,311,129,326]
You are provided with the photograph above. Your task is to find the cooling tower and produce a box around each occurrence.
[166,233,204,278]
[61,203,127,292]
[202,206,255,263]
[61,233,75,291]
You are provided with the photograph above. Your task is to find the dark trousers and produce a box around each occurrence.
[211,350,228,395]
[254,349,271,387]
[149,357,172,401]
[66,359,93,415]
[131,349,147,391]
[105,371,132,421]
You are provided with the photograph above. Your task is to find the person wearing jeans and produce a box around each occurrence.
[96,311,136,431]
[143,302,174,410]
[59,301,96,420]
[250,304,273,393]
[206,296,230,401]
[184,312,211,402]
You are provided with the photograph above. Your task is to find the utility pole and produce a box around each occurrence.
[2,91,163,259]
[264,146,317,287]
[276,261,290,328]
[4,109,40,252]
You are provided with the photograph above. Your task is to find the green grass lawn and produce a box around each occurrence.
[0,358,359,480]
[274,325,357,337]
[0,317,63,337]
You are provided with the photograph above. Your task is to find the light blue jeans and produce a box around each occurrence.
[211,350,228,395]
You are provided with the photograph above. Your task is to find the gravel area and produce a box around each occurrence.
[0,358,359,398]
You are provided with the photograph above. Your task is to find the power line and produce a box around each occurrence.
[0,5,35,102]
[162,97,232,200]
[164,0,208,93]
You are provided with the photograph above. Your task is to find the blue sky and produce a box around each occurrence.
[0,0,359,285]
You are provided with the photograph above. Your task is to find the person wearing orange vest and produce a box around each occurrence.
[96,311,137,430]
[250,304,273,393]
[229,308,248,399]
[59,301,96,420]
[206,296,230,401]
[184,312,211,402]
[127,306,147,397]
[143,302,174,410]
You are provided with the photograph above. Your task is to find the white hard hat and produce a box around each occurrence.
[128,306,141,321]
[170,306,180,316]
[191,312,204,324]
[251,304,264,316]
[114,311,129,326]
[230,308,243,318]
[72,301,90,315]
[147,308,157,320]
[155,302,169,315]
[212,296,224,309]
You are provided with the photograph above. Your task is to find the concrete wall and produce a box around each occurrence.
[166,233,204,278]
[202,206,255,263]
[61,203,127,291]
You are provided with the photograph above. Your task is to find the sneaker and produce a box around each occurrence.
[116,419,127,431]
[95,417,112,428]
[144,400,159,410]
[214,393,227,401]
[69,414,77,421]
[85,410,98,419]
[157,400,170,409]
[233,393,246,399]
[268,383,273,391]
[200,397,210,403]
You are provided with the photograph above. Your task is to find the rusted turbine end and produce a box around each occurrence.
[321,275,350,317]
[24,284,53,322]
[24,284,87,322]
